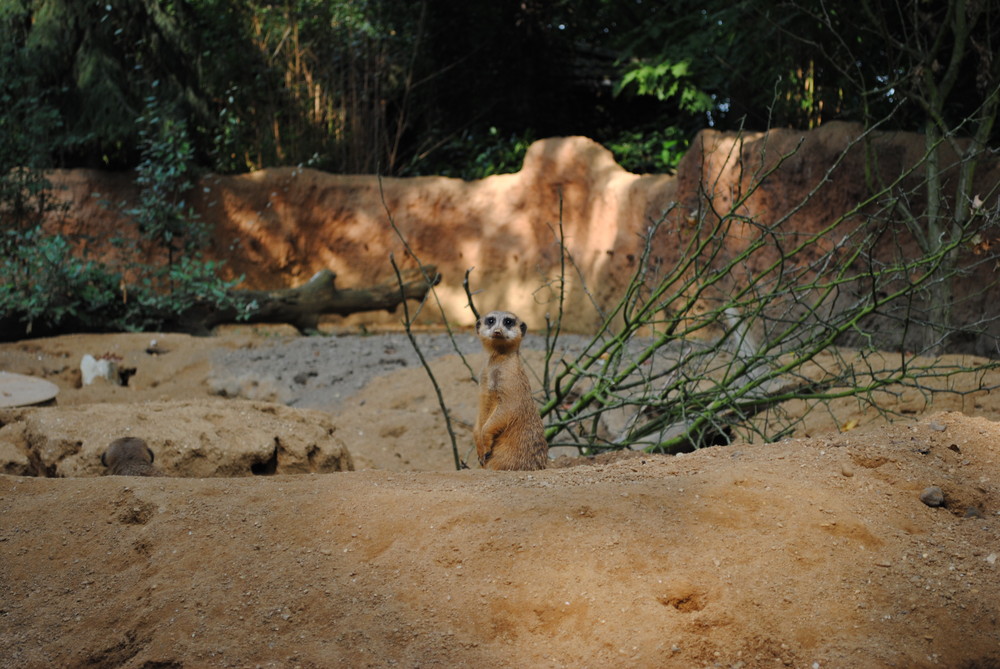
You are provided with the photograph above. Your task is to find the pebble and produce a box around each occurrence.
[919,486,945,507]
[963,507,985,519]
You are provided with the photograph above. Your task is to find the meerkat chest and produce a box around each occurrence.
[487,367,505,392]
[483,365,504,393]
[482,357,518,394]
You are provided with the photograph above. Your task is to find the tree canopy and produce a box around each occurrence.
[2,0,997,177]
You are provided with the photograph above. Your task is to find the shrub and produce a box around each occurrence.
[0,84,245,339]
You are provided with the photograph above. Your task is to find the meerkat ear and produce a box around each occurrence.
[520,321,527,336]
[101,451,108,467]
[146,447,155,463]
[475,318,481,330]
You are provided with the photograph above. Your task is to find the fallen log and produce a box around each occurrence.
[171,265,440,335]
[0,266,440,340]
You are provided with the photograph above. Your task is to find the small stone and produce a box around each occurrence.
[928,420,946,432]
[919,486,945,507]
[840,464,854,477]
[963,507,985,519]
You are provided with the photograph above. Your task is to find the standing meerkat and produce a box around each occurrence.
[474,310,548,471]
[102,437,163,477]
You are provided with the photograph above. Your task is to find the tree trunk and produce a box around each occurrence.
[170,265,440,335]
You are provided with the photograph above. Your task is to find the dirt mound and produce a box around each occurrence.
[1,412,998,668]
[1,331,1000,666]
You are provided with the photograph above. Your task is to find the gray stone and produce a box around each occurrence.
[919,486,945,507]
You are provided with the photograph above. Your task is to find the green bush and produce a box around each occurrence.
[0,84,245,338]
[0,227,122,335]
[107,90,245,330]
[406,125,690,179]
[605,126,690,174]
[406,127,536,180]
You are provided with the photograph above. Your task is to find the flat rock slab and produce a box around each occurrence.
[0,398,354,477]
[0,371,59,408]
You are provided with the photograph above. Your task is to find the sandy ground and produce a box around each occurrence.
[1,328,999,668]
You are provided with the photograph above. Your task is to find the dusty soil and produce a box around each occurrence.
[1,329,999,668]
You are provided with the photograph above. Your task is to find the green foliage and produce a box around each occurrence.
[209,87,247,174]
[3,0,695,175]
[0,227,123,335]
[5,0,1000,178]
[463,128,536,179]
[611,1,744,129]
[121,256,241,332]
[616,60,714,116]
[606,127,690,174]
[111,90,244,327]
[0,77,245,337]
[406,124,689,179]
[128,90,205,259]
[0,14,83,336]
[0,12,62,227]
[413,127,536,180]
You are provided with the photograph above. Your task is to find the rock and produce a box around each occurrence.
[0,371,59,408]
[80,354,120,386]
[919,486,945,507]
[963,507,985,519]
[0,399,353,477]
[0,423,31,475]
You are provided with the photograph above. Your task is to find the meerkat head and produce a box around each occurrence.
[102,437,154,469]
[477,310,527,352]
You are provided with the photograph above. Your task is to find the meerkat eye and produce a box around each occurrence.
[503,317,515,328]
[485,316,496,326]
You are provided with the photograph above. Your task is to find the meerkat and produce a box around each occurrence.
[101,437,163,477]
[474,310,548,471]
